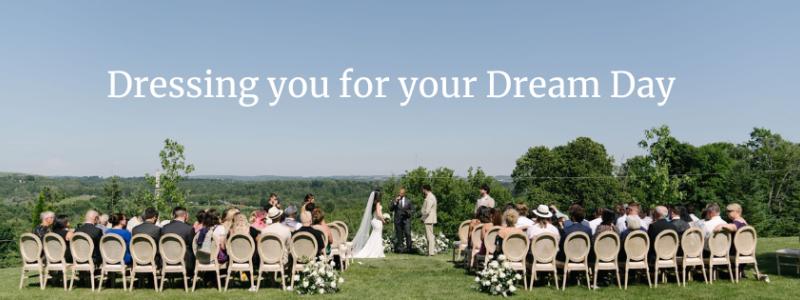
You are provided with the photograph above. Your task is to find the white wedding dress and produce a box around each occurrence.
[353,191,385,258]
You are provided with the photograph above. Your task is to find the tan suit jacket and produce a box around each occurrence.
[422,192,437,224]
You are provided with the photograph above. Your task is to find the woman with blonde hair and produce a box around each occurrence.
[229,213,250,236]
[494,209,524,256]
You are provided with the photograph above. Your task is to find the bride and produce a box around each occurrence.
[352,189,387,258]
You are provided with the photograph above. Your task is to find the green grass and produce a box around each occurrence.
[3,237,799,299]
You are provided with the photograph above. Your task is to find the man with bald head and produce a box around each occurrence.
[646,205,677,262]
[76,209,104,264]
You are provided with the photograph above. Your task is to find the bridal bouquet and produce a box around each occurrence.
[291,257,344,295]
[474,255,522,297]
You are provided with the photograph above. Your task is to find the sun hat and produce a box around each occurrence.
[532,204,553,218]
[267,207,283,219]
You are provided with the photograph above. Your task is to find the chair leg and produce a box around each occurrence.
[191,270,198,292]
[215,269,222,291]
[90,270,95,291]
[584,268,590,289]
[152,272,158,291]
[98,271,105,292]
[645,266,652,288]
[290,267,296,289]
[69,269,76,291]
[754,261,761,278]
[654,266,659,287]
[224,268,232,291]
[39,271,45,290]
[129,272,135,291]
[159,272,166,292]
[727,263,734,283]
[19,269,25,289]
[624,266,629,290]
[256,270,263,291]
[280,269,286,290]
[250,267,255,289]
[615,268,621,289]
[562,268,568,291]
[183,271,188,292]
[122,270,127,291]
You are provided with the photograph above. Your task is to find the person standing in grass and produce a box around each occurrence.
[421,184,438,256]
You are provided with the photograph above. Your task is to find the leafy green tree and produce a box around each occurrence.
[145,138,195,214]
[622,125,691,208]
[30,187,57,229]
[103,176,122,212]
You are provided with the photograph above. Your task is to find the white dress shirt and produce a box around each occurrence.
[516,216,534,229]
[589,217,602,235]
[527,223,560,240]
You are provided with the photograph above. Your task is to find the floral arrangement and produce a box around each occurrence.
[474,255,522,297]
[290,257,344,295]
[383,232,451,254]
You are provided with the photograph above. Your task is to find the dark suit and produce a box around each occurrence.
[132,222,162,242]
[647,219,678,262]
[390,196,414,253]
[161,220,195,273]
[294,226,326,257]
[76,223,103,264]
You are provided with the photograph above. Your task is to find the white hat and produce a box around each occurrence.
[532,204,553,218]
[267,207,283,219]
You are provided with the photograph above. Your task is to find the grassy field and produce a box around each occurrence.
[2,237,799,299]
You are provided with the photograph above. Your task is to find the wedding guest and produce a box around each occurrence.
[221,208,240,232]
[641,207,653,230]
[558,204,592,261]
[527,205,560,240]
[294,211,326,257]
[126,215,142,232]
[300,193,316,214]
[132,207,162,242]
[490,208,503,227]
[594,209,617,238]
[249,209,268,236]
[282,205,301,231]
[563,203,592,229]
[263,207,293,246]
[588,208,604,235]
[670,206,691,234]
[96,214,110,233]
[76,209,103,264]
[161,206,195,274]
[34,211,55,240]
[311,208,333,249]
[717,203,748,232]
[193,210,207,233]
[475,184,495,213]
[494,209,523,256]
[267,193,281,210]
[619,217,644,261]
[550,205,567,229]
[702,203,728,238]
[52,214,74,262]
[647,206,677,262]
[106,213,132,265]
[514,203,534,229]
[229,213,250,237]
[616,202,644,233]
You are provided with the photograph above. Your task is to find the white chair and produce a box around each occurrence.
[653,230,680,287]
[453,220,471,263]
[478,226,500,270]
[706,231,734,283]
[330,221,352,267]
[290,232,319,289]
[18,233,44,290]
[592,231,621,289]
[558,231,591,290]
[98,233,128,291]
[129,234,159,291]
[468,224,484,269]
[42,233,69,290]
[69,232,97,291]
[328,223,347,270]
[529,232,559,290]
[159,233,189,292]
[502,232,529,290]
[224,233,255,291]
[256,233,287,290]
[732,226,760,282]
[623,230,651,289]
[679,227,707,286]
[192,233,226,291]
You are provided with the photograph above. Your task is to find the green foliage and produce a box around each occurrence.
[145,138,195,215]
[29,187,59,229]
[103,176,122,212]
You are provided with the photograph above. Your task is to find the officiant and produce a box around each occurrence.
[390,188,414,253]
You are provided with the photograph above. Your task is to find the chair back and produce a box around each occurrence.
[654,230,679,260]
[19,233,43,264]
[100,233,126,265]
[70,232,94,265]
[593,231,620,263]
[502,232,529,263]
[258,233,285,265]
[330,221,348,240]
[708,231,731,258]
[457,220,471,246]
[531,232,559,264]
[227,233,255,264]
[681,227,704,259]
[130,234,157,266]
[563,231,591,263]
[471,224,484,251]
[192,233,221,265]
[159,233,186,265]
[623,230,649,262]
[291,232,318,263]
[484,226,501,254]
[329,224,345,248]
[733,226,757,256]
[43,233,67,264]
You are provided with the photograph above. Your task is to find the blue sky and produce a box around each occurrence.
[1,1,798,177]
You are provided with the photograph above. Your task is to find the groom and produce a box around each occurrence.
[421,184,438,256]
[390,188,414,253]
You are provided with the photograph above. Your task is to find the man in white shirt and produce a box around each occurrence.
[588,208,603,235]
[702,203,728,237]
[263,207,293,246]
[514,203,534,229]
[616,202,642,233]
[474,184,495,213]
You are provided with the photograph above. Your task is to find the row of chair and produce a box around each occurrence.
[455,222,760,291]
[19,220,353,292]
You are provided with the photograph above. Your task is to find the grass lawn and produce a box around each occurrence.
[2,237,799,299]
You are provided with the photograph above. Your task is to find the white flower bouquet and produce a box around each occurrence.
[474,255,522,297]
[292,257,344,295]
[384,231,452,254]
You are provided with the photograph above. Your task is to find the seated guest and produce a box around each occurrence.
[263,207,293,246]
[250,209,268,235]
[702,203,728,240]
[161,206,195,273]
[106,213,132,265]
[647,206,678,262]
[514,203,534,229]
[495,209,524,255]
[618,217,644,262]
[527,205,560,240]
[670,206,691,234]
[126,215,142,232]
[97,214,110,233]
[52,214,75,262]
[594,208,617,238]
[34,211,55,240]
[300,193,316,215]
[616,202,644,233]
[490,207,503,227]
[477,207,495,255]
[229,213,251,237]
[717,203,747,232]
[563,203,592,229]
[193,210,207,233]
[311,208,334,249]
[132,207,162,242]
[76,209,103,264]
[294,211,326,257]
[282,205,301,231]
[557,204,592,261]
[588,208,604,235]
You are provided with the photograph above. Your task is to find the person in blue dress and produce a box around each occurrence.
[105,213,132,265]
